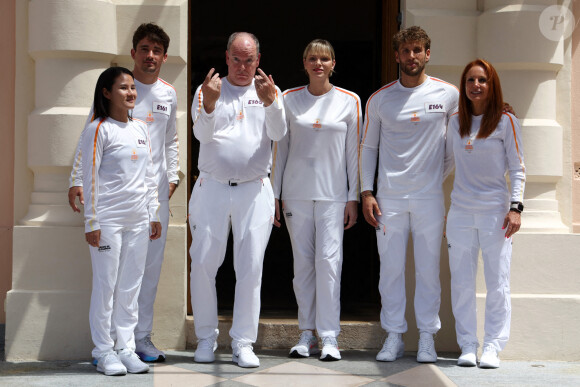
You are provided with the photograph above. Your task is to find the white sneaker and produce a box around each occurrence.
[117,348,149,374]
[96,351,127,376]
[194,329,219,363]
[136,334,166,362]
[320,336,341,361]
[457,343,478,367]
[417,332,437,363]
[479,344,500,368]
[232,341,260,368]
[289,330,320,358]
[376,333,404,362]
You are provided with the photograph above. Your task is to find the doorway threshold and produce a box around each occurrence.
[186,310,383,350]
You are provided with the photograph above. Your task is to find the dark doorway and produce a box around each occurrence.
[187,0,400,318]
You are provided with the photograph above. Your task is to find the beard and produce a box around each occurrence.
[400,60,426,77]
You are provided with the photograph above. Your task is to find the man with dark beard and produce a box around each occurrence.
[360,26,459,364]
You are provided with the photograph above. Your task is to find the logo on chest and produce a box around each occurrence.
[313,119,322,129]
[131,149,138,161]
[146,111,154,124]
[411,112,420,123]
[465,139,474,152]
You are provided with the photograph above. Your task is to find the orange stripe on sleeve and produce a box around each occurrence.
[158,77,176,92]
[431,77,460,92]
[336,87,362,199]
[88,119,105,231]
[504,113,524,169]
[361,80,397,145]
[271,142,278,184]
[283,86,306,97]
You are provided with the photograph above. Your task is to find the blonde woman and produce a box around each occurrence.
[272,39,361,361]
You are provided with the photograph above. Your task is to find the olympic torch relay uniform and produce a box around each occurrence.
[189,77,286,344]
[70,78,179,342]
[445,112,525,352]
[272,85,360,337]
[81,117,160,358]
[360,76,459,334]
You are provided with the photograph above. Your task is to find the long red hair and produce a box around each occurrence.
[458,59,504,139]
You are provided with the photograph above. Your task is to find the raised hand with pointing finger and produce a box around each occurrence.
[201,68,221,113]
[254,68,276,107]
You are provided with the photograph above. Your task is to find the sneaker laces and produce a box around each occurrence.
[141,334,155,348]
[482,343,496,355]
[99,351,118,364]
[418,335,435,353]
[321,336,337,348]
[382,335,399,352]
[235,342,255,355]
[297,331,314,346]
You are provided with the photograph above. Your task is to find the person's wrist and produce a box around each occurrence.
[361,191,373,198]
[509,201,524,213]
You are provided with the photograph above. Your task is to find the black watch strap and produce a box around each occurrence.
[510,201,524,213]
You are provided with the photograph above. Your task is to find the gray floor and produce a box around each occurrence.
[0,340,579,387]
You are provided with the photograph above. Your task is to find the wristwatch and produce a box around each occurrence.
[509,201,524,213]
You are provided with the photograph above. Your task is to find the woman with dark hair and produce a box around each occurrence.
[81,66,161,376]
[444,59,525,368]
[272,39,361,361]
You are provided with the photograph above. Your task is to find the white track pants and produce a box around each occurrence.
[89,223,149,358]
[283,200,345,338]
[375,197,444,334]
[188,174,274,344]
[446,206,512,351]
[135,200,169,341]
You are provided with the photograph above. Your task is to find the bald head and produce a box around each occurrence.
[225,32,261,86]
[227,32,260,55]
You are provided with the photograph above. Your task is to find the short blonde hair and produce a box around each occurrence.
[303,39,335,76]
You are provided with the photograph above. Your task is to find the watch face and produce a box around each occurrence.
[511,202,523,212]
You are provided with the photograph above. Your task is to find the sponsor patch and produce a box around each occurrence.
[98,245,111,252]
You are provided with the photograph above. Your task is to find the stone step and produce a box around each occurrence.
[186,315,386,351]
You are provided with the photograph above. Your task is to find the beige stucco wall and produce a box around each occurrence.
[572,0,580,231]
[6,0,188,360]
[0,0,15,325]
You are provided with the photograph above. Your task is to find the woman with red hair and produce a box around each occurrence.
[444,59,525,368]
